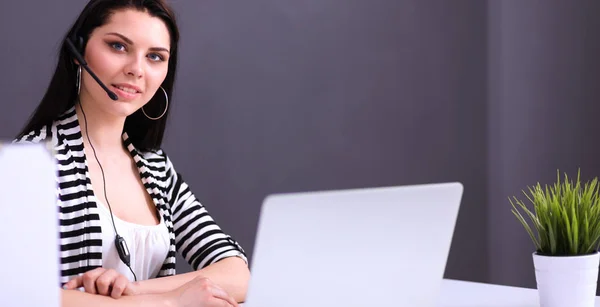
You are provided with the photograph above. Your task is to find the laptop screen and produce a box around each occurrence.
[0,143,60,307]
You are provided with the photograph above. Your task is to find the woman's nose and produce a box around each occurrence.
[124,56,144,78]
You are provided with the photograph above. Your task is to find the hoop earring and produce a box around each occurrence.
[142,86,169,120]
[76,66,82,96]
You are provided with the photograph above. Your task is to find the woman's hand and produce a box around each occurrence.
[168,276,239,307]
[63,268,138,299]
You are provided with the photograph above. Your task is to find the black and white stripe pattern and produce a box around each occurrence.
[15,106,247,285]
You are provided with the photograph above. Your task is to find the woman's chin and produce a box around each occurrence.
[104,101,143,118]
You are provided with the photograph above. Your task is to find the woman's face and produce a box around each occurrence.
[79,8,171,118]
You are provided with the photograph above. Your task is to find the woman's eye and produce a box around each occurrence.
[148,53,165,62]
[109,42,126,51]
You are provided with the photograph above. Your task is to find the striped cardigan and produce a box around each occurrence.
[15,106,247,285]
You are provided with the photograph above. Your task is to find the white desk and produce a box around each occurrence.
[438,279,600,307]
[241,279,600,306]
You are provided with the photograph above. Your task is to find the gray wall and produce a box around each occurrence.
[1,0,599,290]
[488,0,600,288]
[166,0,489,282]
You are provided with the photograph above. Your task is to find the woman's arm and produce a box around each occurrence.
[158,155,250,302]
[134,257,250,302]
[62,289,171,307]
[63,275,239,307]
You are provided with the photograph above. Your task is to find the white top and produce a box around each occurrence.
[96,198,171,281]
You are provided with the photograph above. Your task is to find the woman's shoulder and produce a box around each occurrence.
[136,147,168,161]
[132,148,182,188]
[13,107,76,146]
[13,125,53,145]
[134,146,177,170]
[12,124,67,162]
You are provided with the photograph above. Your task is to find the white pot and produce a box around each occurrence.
[533,252,600,307]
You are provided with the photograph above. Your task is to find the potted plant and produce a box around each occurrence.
[510,170,600,307]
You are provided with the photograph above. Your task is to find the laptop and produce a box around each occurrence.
[0,143,60,307]
[244,182,463,307]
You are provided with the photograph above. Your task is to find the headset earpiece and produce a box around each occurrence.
[76,36,85,53]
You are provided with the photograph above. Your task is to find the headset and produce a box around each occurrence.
[65,35,138,282]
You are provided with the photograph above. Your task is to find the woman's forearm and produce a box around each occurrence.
[195,257,250,302]
[136,257,250,302]
[62,289,172,307]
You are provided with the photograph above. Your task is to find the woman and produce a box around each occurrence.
[15,1,249,306]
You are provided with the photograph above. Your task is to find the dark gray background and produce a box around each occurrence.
[1,0,599,290]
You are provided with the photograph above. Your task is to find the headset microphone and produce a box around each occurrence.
[65,37,119,101]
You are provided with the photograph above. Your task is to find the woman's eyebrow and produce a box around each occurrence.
[105,32,170,54]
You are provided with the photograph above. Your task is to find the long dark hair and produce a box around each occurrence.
[17,0,180,151]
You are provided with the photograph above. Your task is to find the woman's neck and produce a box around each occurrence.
[75,100,127,153]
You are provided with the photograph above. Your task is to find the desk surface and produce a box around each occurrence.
[438,278,600,307]
[241,278,600,307]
